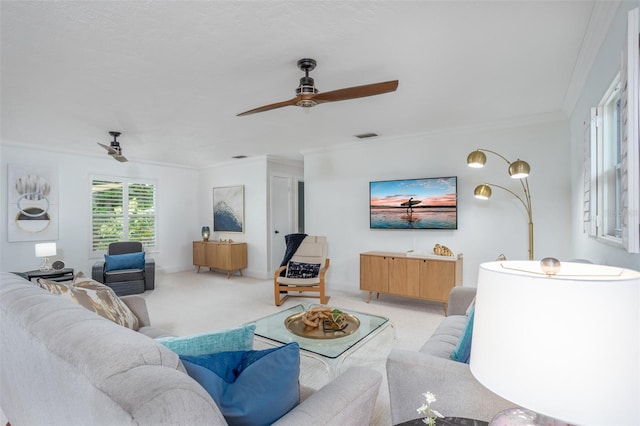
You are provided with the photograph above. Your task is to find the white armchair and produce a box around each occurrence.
[274,235,330,306]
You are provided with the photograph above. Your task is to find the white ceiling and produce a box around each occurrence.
[1,1,611,168]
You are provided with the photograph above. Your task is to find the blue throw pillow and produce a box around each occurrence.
[181,342,300,426]
[286,261,321,278]
[104,252,145,272]
[156,324,256,356]
[451,305,475,364]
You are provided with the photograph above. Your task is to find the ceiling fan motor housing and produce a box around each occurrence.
[295,58,319,107]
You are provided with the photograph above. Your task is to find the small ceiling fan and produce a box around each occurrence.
[98,131,128,162]
[237,58,399,116]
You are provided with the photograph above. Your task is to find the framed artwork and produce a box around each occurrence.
[7,164,59,241]
[213,185,244,233]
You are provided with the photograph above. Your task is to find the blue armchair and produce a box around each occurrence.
[92,242,155,296]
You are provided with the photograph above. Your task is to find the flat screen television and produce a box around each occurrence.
[369,176,457,229]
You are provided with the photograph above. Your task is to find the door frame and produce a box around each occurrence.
[269,174,294,275]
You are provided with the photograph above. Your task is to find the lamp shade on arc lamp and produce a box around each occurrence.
[470,261,640,425]
[508,160,530,179]
[467,150,487,168]
[473,184,492,200]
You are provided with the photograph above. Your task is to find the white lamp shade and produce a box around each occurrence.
[34,242,56,257]
[470,261,640,426]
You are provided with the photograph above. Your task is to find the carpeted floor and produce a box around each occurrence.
[142,269,446,425]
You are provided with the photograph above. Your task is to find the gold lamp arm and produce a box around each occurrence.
[477,148,512,165]
[481,183,534,260]
[483,183,532,221]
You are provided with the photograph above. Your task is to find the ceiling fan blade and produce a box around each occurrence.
[237,97,299,116]
[312,80,399,103]
[114,155,128,163]
[97,142,117,155]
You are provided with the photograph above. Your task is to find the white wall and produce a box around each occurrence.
[570,2,640,270]
[304,118,573,290]
[199,157,269,278]
[0,143,199,275]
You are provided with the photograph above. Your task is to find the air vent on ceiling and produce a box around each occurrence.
[354,133,378,139]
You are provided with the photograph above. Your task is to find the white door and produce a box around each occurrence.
[270,175,292,273]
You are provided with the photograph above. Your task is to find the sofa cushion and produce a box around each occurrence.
[286,261,321,279]
[450,305,475,363]
[180,342,300,426]
[419,315,467,358]
[36,273,140,330]
[155,323,256,356]
[104,251,145,272]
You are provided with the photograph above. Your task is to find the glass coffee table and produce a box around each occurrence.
[250,304,392,378]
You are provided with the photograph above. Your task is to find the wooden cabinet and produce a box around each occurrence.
[193,241,247,278]
[360,251,463,313]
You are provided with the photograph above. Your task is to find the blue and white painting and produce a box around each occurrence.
[213,185,244,233]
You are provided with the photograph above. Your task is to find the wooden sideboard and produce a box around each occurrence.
[360,251,463,314]
[193,241,247,278]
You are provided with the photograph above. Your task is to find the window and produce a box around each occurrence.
[596,76,623,240]
[584,7,640,252]
[91,177,156,253]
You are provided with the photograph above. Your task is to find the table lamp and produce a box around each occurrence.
[35,242,57,272]
[470,260,640,425]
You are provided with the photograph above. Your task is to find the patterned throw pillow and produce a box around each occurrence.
[285,261,321,279]
[37,272,139,330]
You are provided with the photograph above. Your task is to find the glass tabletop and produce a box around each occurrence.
[251,304,389,359]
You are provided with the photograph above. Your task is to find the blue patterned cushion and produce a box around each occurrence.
[286,261,321,278]
[104,252,145,272]
[180,342,300,426]
[450,305,475,363]
[155,324,256,356]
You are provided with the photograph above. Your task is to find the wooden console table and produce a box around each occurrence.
[193,241,247,278]
[360,251,462,314]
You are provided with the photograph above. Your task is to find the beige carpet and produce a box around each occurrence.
[142,269,446,425]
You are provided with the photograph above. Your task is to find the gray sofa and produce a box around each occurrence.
[0,272,381,425]
[386,286,517,424]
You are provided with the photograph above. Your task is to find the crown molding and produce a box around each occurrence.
[562,1,622,115]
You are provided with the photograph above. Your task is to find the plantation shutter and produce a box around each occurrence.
[128,183,156,247]
[583,108,598,237]
[620,8,639,253]
[91,178,157,253]
[92,180,125,251]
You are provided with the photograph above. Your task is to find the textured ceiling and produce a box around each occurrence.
[1,1,603,168]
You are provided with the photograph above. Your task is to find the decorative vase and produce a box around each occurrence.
[201,226,210,241]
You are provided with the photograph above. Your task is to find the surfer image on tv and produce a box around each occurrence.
[400,197,421,222]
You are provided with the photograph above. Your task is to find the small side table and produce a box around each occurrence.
[22,268,74,282]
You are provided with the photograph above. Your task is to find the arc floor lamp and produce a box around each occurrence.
[467,149,534,260]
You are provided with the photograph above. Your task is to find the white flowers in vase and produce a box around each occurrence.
[417,392,444,426]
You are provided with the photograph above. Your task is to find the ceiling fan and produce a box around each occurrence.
[98,131,128,162]
[237,58,399,116]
